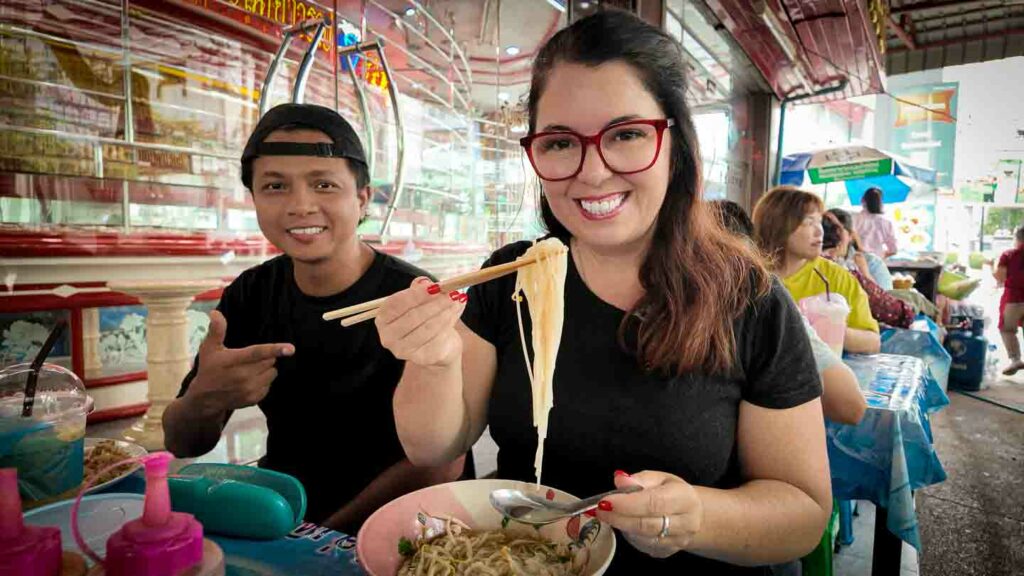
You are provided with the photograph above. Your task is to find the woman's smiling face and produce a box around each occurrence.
[532,60,672,252]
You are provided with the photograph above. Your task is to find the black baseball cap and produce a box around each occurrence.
[241,103,367,190]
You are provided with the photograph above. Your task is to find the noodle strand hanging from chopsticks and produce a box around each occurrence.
[512,238,568,486]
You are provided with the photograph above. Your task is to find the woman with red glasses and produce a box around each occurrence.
[375,10,830,574]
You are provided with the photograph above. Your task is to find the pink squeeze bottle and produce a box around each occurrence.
[86,453,223,576]
[0,467,64,576]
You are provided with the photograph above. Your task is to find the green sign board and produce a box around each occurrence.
[808,158,893,184]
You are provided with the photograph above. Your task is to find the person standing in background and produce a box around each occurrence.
[994,226,1024,375]
[854,187,898,259]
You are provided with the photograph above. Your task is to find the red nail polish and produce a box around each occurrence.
[584,509,597,518]
[459,293,469,303]
[614,470,630,478]
[449,290,461,301]
[598,500,613,512]
[545,489,555,501]
[427,284,441,295]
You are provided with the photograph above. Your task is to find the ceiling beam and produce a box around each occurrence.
[899,16,1024,42]
[891,1,995,17]
[888,26,1024,52]
[888,16,918,49]
[901,4,1024,27]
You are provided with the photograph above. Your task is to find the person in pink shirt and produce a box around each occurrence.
[995,226,1024,375]
[853,187,898,258]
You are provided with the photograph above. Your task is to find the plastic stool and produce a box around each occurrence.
[801,499,839,576]
[837,499,855,547]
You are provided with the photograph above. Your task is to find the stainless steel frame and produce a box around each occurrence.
[259,20,410,240]
[259,18,330,117]
[292,20,328,104]
[337,39,407,239]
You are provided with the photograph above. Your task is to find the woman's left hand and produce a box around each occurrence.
[593,471,704,559]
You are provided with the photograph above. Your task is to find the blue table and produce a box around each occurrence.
[214,522,362,575]
[830,353,948,576]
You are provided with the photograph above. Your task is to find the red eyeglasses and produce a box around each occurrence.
[519,118,675,181]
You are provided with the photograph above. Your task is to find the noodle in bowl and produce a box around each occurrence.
[357,479,616,576]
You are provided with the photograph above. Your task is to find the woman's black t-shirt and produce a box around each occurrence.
[462,241,821,575]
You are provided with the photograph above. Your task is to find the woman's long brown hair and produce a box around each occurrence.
[527,11,771,376]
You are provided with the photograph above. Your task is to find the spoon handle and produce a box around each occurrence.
[575,484,643,513]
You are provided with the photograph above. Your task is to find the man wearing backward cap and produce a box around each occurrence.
[163,103,466,532]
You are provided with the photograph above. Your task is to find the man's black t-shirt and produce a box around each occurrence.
[178,250,428,524]
[462,241,822,575]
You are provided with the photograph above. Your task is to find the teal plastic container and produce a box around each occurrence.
[168,463,305,540]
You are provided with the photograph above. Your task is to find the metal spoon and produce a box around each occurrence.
[489,484,643,526]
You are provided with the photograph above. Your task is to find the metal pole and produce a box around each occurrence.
[772,79,849,186]
[260,33,294,116]
[121,0,133,232]
[333,0,339,114]
[372,40,406,240]
[343,52,375,177]
[979,205,986,253]
[292,20,328,104]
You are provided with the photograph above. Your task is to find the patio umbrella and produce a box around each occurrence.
[780,145,937,204]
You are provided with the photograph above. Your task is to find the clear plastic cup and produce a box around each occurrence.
[0,363,91,509]
[799,293,850,356]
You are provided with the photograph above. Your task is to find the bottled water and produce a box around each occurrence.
[985,344,999,382]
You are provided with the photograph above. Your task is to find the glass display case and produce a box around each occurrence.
[0,0,536,422]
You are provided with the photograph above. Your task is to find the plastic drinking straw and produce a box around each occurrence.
[812,268,832,302]
[21,319,67,417]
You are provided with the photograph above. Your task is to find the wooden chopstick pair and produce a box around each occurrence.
[322,250,562,327]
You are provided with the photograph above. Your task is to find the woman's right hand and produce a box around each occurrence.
[376,277,467,368]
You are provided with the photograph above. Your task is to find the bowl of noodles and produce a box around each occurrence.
[357,479,616,575]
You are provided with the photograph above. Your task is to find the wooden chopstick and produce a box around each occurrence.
[322,295,386,321]
[339,261,522,326]
[324,248,565,326]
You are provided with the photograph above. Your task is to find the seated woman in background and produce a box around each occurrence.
[822,212,915,329]
[828,208,893,290]
[753,186,881,354]
[714,199,866,425]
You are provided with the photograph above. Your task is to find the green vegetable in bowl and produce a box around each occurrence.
[398,537,415,557]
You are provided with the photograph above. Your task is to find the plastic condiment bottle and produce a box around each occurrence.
[86,453,224,576]
[0,467,86,576]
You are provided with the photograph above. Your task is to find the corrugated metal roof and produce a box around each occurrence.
[704,0,886,101]
[886,0,1024,74]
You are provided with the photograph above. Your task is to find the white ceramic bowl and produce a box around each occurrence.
[357,479,616,575]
